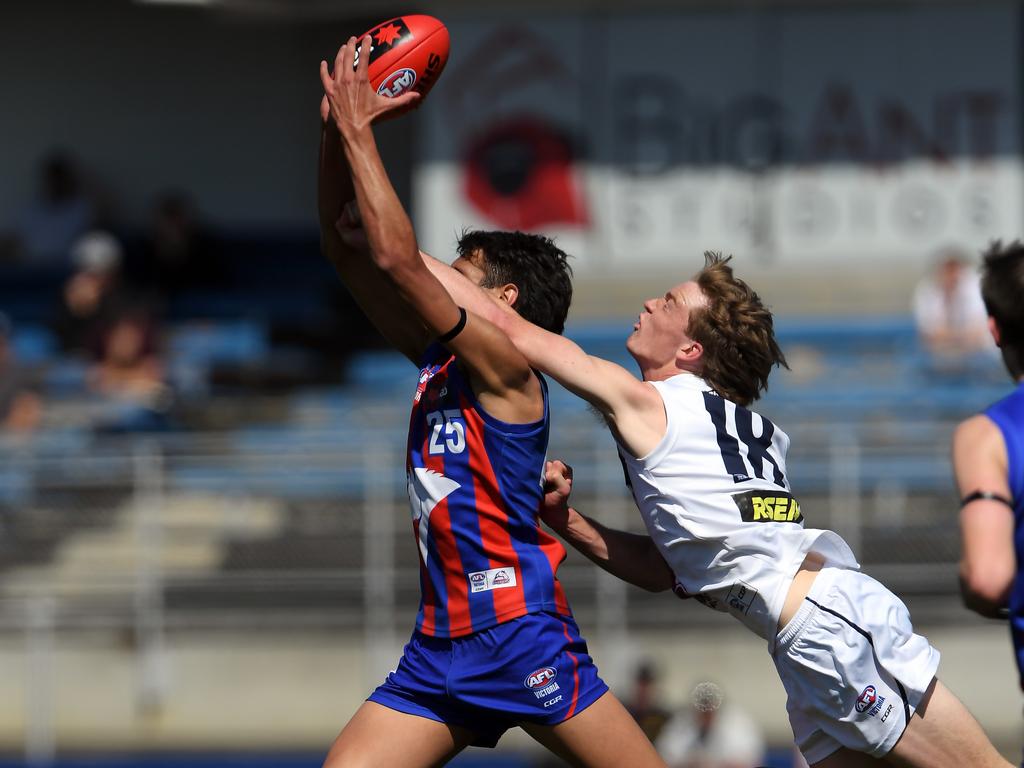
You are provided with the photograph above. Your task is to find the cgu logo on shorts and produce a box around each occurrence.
[855,684,886,717]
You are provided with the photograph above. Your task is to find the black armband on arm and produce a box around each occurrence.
[960,490,1014,510]
[438,307,467,344]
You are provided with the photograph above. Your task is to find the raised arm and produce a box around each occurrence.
[541,461,674,592]
[421,252,667,458]
[954,414,1014,618]
[318,97,429,364]
[322,37,541,419]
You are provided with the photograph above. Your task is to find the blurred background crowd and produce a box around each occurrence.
[0,1,1021,767]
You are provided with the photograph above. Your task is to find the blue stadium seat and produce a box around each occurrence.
[168,321,268,365]
[11,323,57,364]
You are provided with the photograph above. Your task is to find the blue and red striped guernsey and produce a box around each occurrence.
[406,343,572,638]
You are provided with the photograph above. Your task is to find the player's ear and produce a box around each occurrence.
[497,282,519,308]
[679,340,703,365]
[988,316,1002,347]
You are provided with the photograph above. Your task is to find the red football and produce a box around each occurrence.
[359,15,450,100]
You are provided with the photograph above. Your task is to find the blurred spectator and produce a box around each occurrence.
[0,314,43,436]
[87,309,173,433]
[9,151,97,267]
[623,661,672,743]
[655,682,764,768]
[52,230,132,359]
[126,191,227,300]
[912,248,991,368]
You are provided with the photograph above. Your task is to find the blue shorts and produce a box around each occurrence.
[368,612,609,747]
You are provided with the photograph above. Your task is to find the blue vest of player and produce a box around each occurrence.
[406,343,570,638]
[985,381,1024,688]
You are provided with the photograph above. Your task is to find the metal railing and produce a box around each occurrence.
[0,411,968,763]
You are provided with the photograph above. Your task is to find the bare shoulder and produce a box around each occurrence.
[624,376,667,408]
[952,413,1008,481]
[596,360,666,420]
[953,414,1002,451]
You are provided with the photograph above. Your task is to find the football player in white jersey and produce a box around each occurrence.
[419,251,1012,767]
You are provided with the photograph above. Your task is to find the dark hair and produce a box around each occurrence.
[981,241,1024,379]
[456,230,573,335]
[686,252,788,406]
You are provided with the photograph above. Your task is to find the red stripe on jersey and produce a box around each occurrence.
[461,400,528,621]
[429,500,471,634]
[560,620,581,721]
[537,526,570,615]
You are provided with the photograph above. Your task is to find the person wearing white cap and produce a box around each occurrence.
[70,230,122,275]
[52,230,129,357]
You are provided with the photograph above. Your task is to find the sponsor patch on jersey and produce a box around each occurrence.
[732,490,803,524]
[726,580,757,615]
[855,684,887,717]
[468,566,518,593]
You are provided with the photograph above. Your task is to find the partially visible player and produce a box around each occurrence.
[955,243,1024,681]
[316,36,668,768]
[419,243,1011,765]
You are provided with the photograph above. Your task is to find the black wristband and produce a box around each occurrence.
[438,307,467,344]
[960,490,1014,510]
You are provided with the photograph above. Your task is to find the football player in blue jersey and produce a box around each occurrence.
[316,35,669,768]
[955,243,1024,690]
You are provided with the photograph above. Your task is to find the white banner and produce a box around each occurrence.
[416,5,1021,273]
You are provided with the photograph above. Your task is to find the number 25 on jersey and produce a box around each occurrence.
[427,409,466,455]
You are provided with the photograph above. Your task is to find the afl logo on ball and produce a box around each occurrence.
[378,68,417,97]
[855,685,877,714]
[524,667,557,690]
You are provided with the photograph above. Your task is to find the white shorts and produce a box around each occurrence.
[771,567,941,765]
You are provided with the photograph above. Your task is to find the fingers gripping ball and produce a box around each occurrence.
[356,15,450,100]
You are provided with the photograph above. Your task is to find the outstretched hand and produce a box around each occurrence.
[319,35,421,135]
[540,460,574,531]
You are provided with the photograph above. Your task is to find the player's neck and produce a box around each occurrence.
[641,364,703,384]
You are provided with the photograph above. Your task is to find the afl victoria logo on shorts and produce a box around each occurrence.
[855,684,887,717]
[524,667,556,689]
[855,685,876,713]
[524,666,561,700]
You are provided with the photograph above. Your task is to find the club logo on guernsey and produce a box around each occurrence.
[414,364,443,404]
[855,684,886,717]
[524,667,561,699]
[407,468,461,564]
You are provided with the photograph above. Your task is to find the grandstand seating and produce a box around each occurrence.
[0,233,1016,634]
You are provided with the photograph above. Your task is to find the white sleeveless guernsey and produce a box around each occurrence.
[617,372,858,645]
